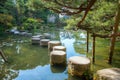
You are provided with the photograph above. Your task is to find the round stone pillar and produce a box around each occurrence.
[40,39,50,47]
[96,68,120,80]
[53,46,66,52]
[68,56,90,77]
[32,38,40,44]
[50,51,66,66]
[48,41,61,51]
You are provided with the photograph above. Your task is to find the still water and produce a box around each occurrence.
[0,30,86,80]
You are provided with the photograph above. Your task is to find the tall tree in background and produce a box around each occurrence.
[0,0,55,32]
[109,1,120,64]
[0,0,14,34]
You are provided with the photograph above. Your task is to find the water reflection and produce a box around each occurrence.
[14,64,67,80]
[60,31,85,59]
[60,31,74,40]
[1,31,86,80]
[16,44,21,54]
[68,74,82,80]
[50,65,66,73]
[0,65,18,80]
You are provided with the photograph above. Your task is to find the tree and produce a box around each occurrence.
[65,1,117,35]
[109,1,120,64]
[22,17,43,32]
[41,0,97,27]
[0,0,14,34]
[41,0,120,64]
[0,0,55,32]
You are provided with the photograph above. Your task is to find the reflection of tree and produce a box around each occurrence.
[16,44,21,54]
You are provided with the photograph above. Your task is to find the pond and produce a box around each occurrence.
[0,29,120,80]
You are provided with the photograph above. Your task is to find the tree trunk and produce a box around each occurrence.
[108,1,120,64]
[92,34,96,64]
[87,31,89,53]
[0,50,7,62]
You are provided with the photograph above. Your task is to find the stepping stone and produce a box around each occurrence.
[40,39,50,47]
[25,33,32,37]
[32,37,40,44]
[32,35,44,38]
[43,33,51,39]
[53,46,66,52]
[68,56,90,76]
[19,32,27,36]
[32,35,40,38]
[50,51,66,66]
[96,68,120,80]
[48,41,61,51]
[39,35,45,39]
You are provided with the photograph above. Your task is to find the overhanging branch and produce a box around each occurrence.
[54,0,83,10]
[77,0,97,28]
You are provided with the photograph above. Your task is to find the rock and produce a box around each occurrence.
[39,35,45,39]
[50,51,66,66]
[32,35,40,38]
[25,33,32,37]
[34,33,41,35]
[32,37,40,44]
[53,46,66,52]
[14,30,20,35]
[96,68,120,80]
[68,56,90,76]
[43,33,51,39]
[40,39,50,47]
[19,32,27,36]
[48,41,61,51]
[10,29,17,33]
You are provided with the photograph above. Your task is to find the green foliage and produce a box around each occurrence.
[0,14,13,27]
[25,18,38,23]
[41,0,87,10]
[85,1,116,29]
[22,18,42,31]
[64,17,80,30]
[32,0,43,9]
[64,1,117,34]
[0,14,13,34]
[0,0,56,33]
[0,0,13,34]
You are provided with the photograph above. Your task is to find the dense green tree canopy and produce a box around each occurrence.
[40,0,119,35]
[0,0,57,34]
[0,0,14,33]
[65,1,118,34]
[0,0,119,35]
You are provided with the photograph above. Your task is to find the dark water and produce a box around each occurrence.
[0,31,86,80]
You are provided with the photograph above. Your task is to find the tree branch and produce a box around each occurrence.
[91,33,109,38]
[54,0,83,10]
[77,0,97,28]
